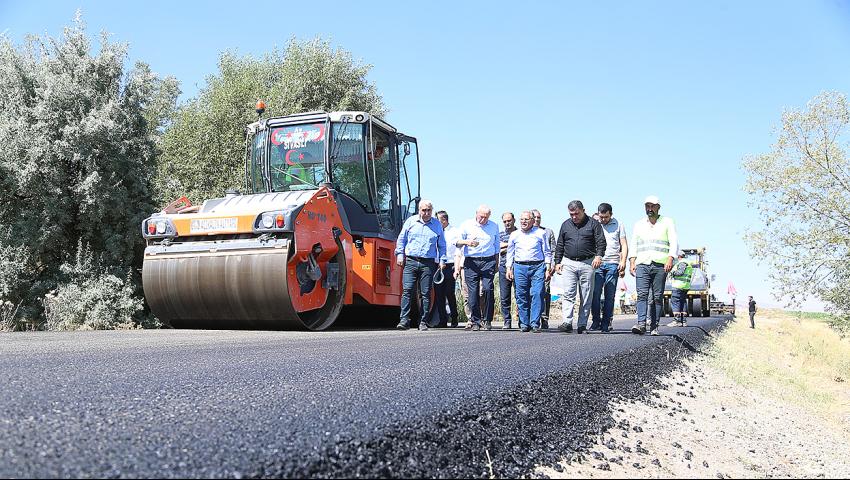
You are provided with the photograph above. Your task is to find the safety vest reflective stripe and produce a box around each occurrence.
[672,263,693,290]
[632,216,675,265]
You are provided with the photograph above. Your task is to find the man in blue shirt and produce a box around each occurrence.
[454,205,500,331]
[395,199,447,331]
[505,211,553,332]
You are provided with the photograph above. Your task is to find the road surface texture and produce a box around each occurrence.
[0,315,726,478]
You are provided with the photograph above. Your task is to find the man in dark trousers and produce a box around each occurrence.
[748,296,757,328]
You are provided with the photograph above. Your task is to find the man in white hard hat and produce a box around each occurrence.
[628,195,678,335]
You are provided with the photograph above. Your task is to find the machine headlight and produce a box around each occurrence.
[262,214,275,229]
[156,220,167,234]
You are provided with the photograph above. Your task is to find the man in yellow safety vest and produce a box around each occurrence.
[670,250,693,327]
[628,195,678,335]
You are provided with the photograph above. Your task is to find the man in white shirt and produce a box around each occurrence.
[505,211,553,332]
[454,205,500,331]
[435,210,461,327]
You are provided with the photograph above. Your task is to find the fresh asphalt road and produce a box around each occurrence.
[0,315,725,478]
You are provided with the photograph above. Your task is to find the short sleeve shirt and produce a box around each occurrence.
[600,218,626,264]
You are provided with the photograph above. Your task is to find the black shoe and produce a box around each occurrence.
[450,320,458,328]
[520,326,531,332]
[589,322,601,331]
[396,322,410,330]
[577,326,586,334]
[558,323,573,333]
[532,327,542,333]
[541,319,549,329]
[472,324,481,331]
[484,321,492,331]
[631,324,646,335]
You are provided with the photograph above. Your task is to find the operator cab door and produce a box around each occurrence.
[396,134,420,228]
[368,123,398,238]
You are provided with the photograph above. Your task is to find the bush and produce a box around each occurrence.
[42,243,154,331]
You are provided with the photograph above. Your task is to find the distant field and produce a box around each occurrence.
[708,308,850,433]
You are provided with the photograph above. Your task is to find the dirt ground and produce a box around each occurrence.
[538,357,850,479]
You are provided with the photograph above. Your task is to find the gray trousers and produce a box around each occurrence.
[558,258,595,328]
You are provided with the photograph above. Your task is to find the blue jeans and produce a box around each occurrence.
[499,262,514,323]
[400,257,436,326]
[464,256,496,326]
[591,262,619,330]
[513,262,545,329]
[636,262,667,330]
[671,288,688,314]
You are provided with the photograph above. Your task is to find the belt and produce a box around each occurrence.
[468,254,497,261]
[516,260,544,265]
[566,255,594,262]
[408,256,436,263]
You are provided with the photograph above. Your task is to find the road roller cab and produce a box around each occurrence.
[142,110,421,330]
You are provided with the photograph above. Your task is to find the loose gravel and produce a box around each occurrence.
[254,329,717,478]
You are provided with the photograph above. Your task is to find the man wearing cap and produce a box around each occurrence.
[455,205,500,331]
[629,195,678,335]
[395,200,447,331]
[506,211,552,332]
[553,200,607,334]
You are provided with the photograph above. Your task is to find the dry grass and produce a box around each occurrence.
[708,308,850,432]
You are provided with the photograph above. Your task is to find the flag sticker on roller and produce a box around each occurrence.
[190,218,238,234]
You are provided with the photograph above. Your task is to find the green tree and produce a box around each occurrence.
[155,38,386,205]
[0,16,179,329]
[742,91,850,327]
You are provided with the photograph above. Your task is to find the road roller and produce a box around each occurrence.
[141,108,421,330]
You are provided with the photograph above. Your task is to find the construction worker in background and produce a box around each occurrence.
[748,296,757,328]
[629,195,678,336]
[670,250,693,326]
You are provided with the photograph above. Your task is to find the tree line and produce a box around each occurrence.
[0,18,383,330]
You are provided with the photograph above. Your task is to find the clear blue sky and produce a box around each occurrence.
[4,0,850,309]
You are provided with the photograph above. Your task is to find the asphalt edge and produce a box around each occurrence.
[254,319,730,479]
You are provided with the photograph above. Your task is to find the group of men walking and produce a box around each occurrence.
[394,196,682,335]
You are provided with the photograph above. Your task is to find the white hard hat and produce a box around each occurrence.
[644,195,660,205]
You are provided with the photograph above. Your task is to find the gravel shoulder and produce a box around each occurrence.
[542,328,850,478]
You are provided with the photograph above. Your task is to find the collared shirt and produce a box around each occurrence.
[553,215,607,264]
[629,215,678,265]
[506,226,552,270]
[600,217,627,264]
[499,227,517,266]
[443,224,462,264]
[458,218,500,258]
[395,215,447,262]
